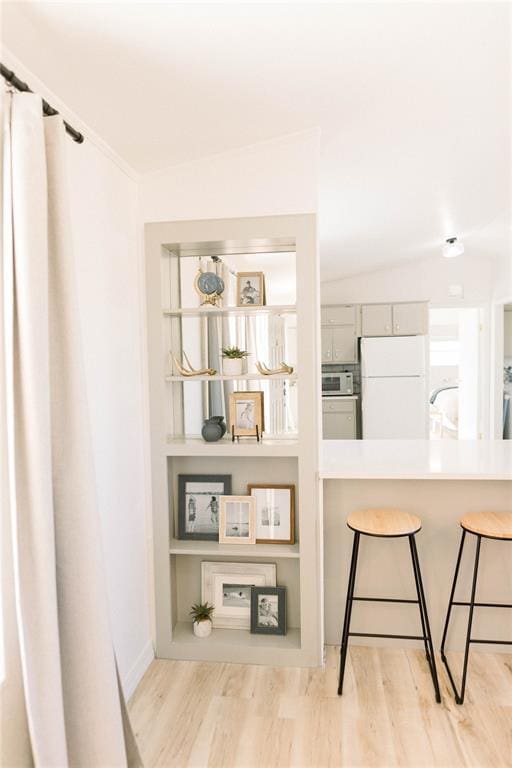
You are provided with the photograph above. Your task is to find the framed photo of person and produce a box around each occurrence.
[236,272,266,307]
[201,561,276,629]
[219,496,256,544]
[248,484,295,545]
[250,586,286,635]
[177,474,231,541]
[229,391,264,438]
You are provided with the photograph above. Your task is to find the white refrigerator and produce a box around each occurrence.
[361,336,428,439]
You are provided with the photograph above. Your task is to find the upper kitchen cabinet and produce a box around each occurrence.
[321,325,358,363]
[321,305,359,363]
[361,301,428,337]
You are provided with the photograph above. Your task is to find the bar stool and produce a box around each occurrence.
[338,508,441,703]
[440,511,512,704]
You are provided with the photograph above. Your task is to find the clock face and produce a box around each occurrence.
[197,271,225,296]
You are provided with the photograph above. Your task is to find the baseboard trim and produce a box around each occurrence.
[123,641,155,700]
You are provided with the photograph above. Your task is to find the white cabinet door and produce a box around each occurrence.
[332,325,358,363]
[361,304,393,336]
[321,305,356,326]
[321,327,333,363]
[322,400,356,439]
[392,303,428,336]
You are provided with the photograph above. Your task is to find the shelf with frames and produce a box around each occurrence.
[169,538,300,559]
[145,214,321,668]
[163,304,297,317]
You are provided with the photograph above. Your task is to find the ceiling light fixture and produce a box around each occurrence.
[443,237,464,259]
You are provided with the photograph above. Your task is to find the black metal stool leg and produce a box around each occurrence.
[409,535,441,703]
[338,531,360,695]
[458,535,481,704]
[440,529,467,665]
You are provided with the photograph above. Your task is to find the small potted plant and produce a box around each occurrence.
[190,602,214,638]
[221,346,249,376]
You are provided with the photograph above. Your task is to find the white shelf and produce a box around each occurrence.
[169,538,300,559]
[165,436,300,457]
[163,304,296,317]
[165,372,297,382]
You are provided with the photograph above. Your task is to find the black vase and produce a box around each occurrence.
[201,416,227,442]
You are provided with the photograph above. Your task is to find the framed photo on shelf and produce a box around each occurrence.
[251,586,286,635]
[248,484,295,545]
[229,391,264,438]
[177,474,232,541]
[236,271,266,307]
[219,495,256,544]
[201,561,276,629]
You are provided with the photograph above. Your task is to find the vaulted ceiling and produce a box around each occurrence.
[2,1,510,279]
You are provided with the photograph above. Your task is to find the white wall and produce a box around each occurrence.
[321,251,495,306]
[140,129,319,222]
[2,51,153,698]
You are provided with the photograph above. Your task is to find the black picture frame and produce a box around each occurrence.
[250,586,286,635]
[177,474,232,541]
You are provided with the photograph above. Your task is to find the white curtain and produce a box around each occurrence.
[1,92,141,766]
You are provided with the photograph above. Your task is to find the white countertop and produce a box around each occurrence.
[320,440,512,480]
[322,395,359,401]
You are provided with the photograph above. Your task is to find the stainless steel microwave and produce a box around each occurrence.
[321,371,353,396]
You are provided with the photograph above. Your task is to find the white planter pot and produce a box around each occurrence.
[193,619,212,638]
[222,357,247,376]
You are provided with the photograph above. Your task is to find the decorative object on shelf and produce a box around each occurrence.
[221,346,250,377]
[190,602,214,638]
[201,416,227,443]
[219,495,256,544]
[255,361,294,376]
[172,351,216,377]
[229,391,264,441]
[248,484,295,545]
[251,586,286,635]
[236,271,266,307]
[201,561,276,629]
[177,474,232,541]
[194,266,225,307]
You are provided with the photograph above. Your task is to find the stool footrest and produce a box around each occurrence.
[452,601,512,609]
[470,638,512,645]
[349,632,425,641]
[353,596,419,604]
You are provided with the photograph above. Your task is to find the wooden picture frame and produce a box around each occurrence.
[248,484,295,545]
[201,561,276,629]
[229,391,264,438]
[236,271,266,307]
[250,586,286,635]
[177,474,231,540]
[219,495,256,544]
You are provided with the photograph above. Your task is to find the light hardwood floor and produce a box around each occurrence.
[128,646,512,768]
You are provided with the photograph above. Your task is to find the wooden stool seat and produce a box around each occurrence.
[459,511,512,540]
[347,508,422,538]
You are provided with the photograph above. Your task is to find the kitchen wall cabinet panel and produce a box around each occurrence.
[392,302,428,336]
[321,325,358,363]
[361,304,393,336]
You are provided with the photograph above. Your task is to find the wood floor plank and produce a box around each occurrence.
[128,648,512,768]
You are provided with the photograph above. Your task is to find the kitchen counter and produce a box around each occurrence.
[320,439,512,480]
[321,395,359,401]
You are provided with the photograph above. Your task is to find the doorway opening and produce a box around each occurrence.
[429,307,482,440]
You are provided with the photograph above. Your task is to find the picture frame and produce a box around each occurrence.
[177,474,231,541]
[248,484,295,545]
[229,391,264,438]
[236,271,266,307]
[250,586,286,635]
[201,561,276,629]
[219,495,256,544]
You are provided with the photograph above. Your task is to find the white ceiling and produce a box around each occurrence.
[2,1,510,279]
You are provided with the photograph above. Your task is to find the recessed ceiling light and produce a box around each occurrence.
[443,237,464,258]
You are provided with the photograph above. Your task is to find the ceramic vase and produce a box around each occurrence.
[193,619,212,638]
[201,416,227,442]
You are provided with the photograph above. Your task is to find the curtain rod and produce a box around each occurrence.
[1,63,84,144]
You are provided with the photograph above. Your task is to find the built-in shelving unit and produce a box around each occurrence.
[145,214,321,667]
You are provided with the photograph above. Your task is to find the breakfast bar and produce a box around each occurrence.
[321,440,512,651]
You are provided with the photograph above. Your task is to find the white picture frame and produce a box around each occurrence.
[219,495,256,544]
[201,561,276,629]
